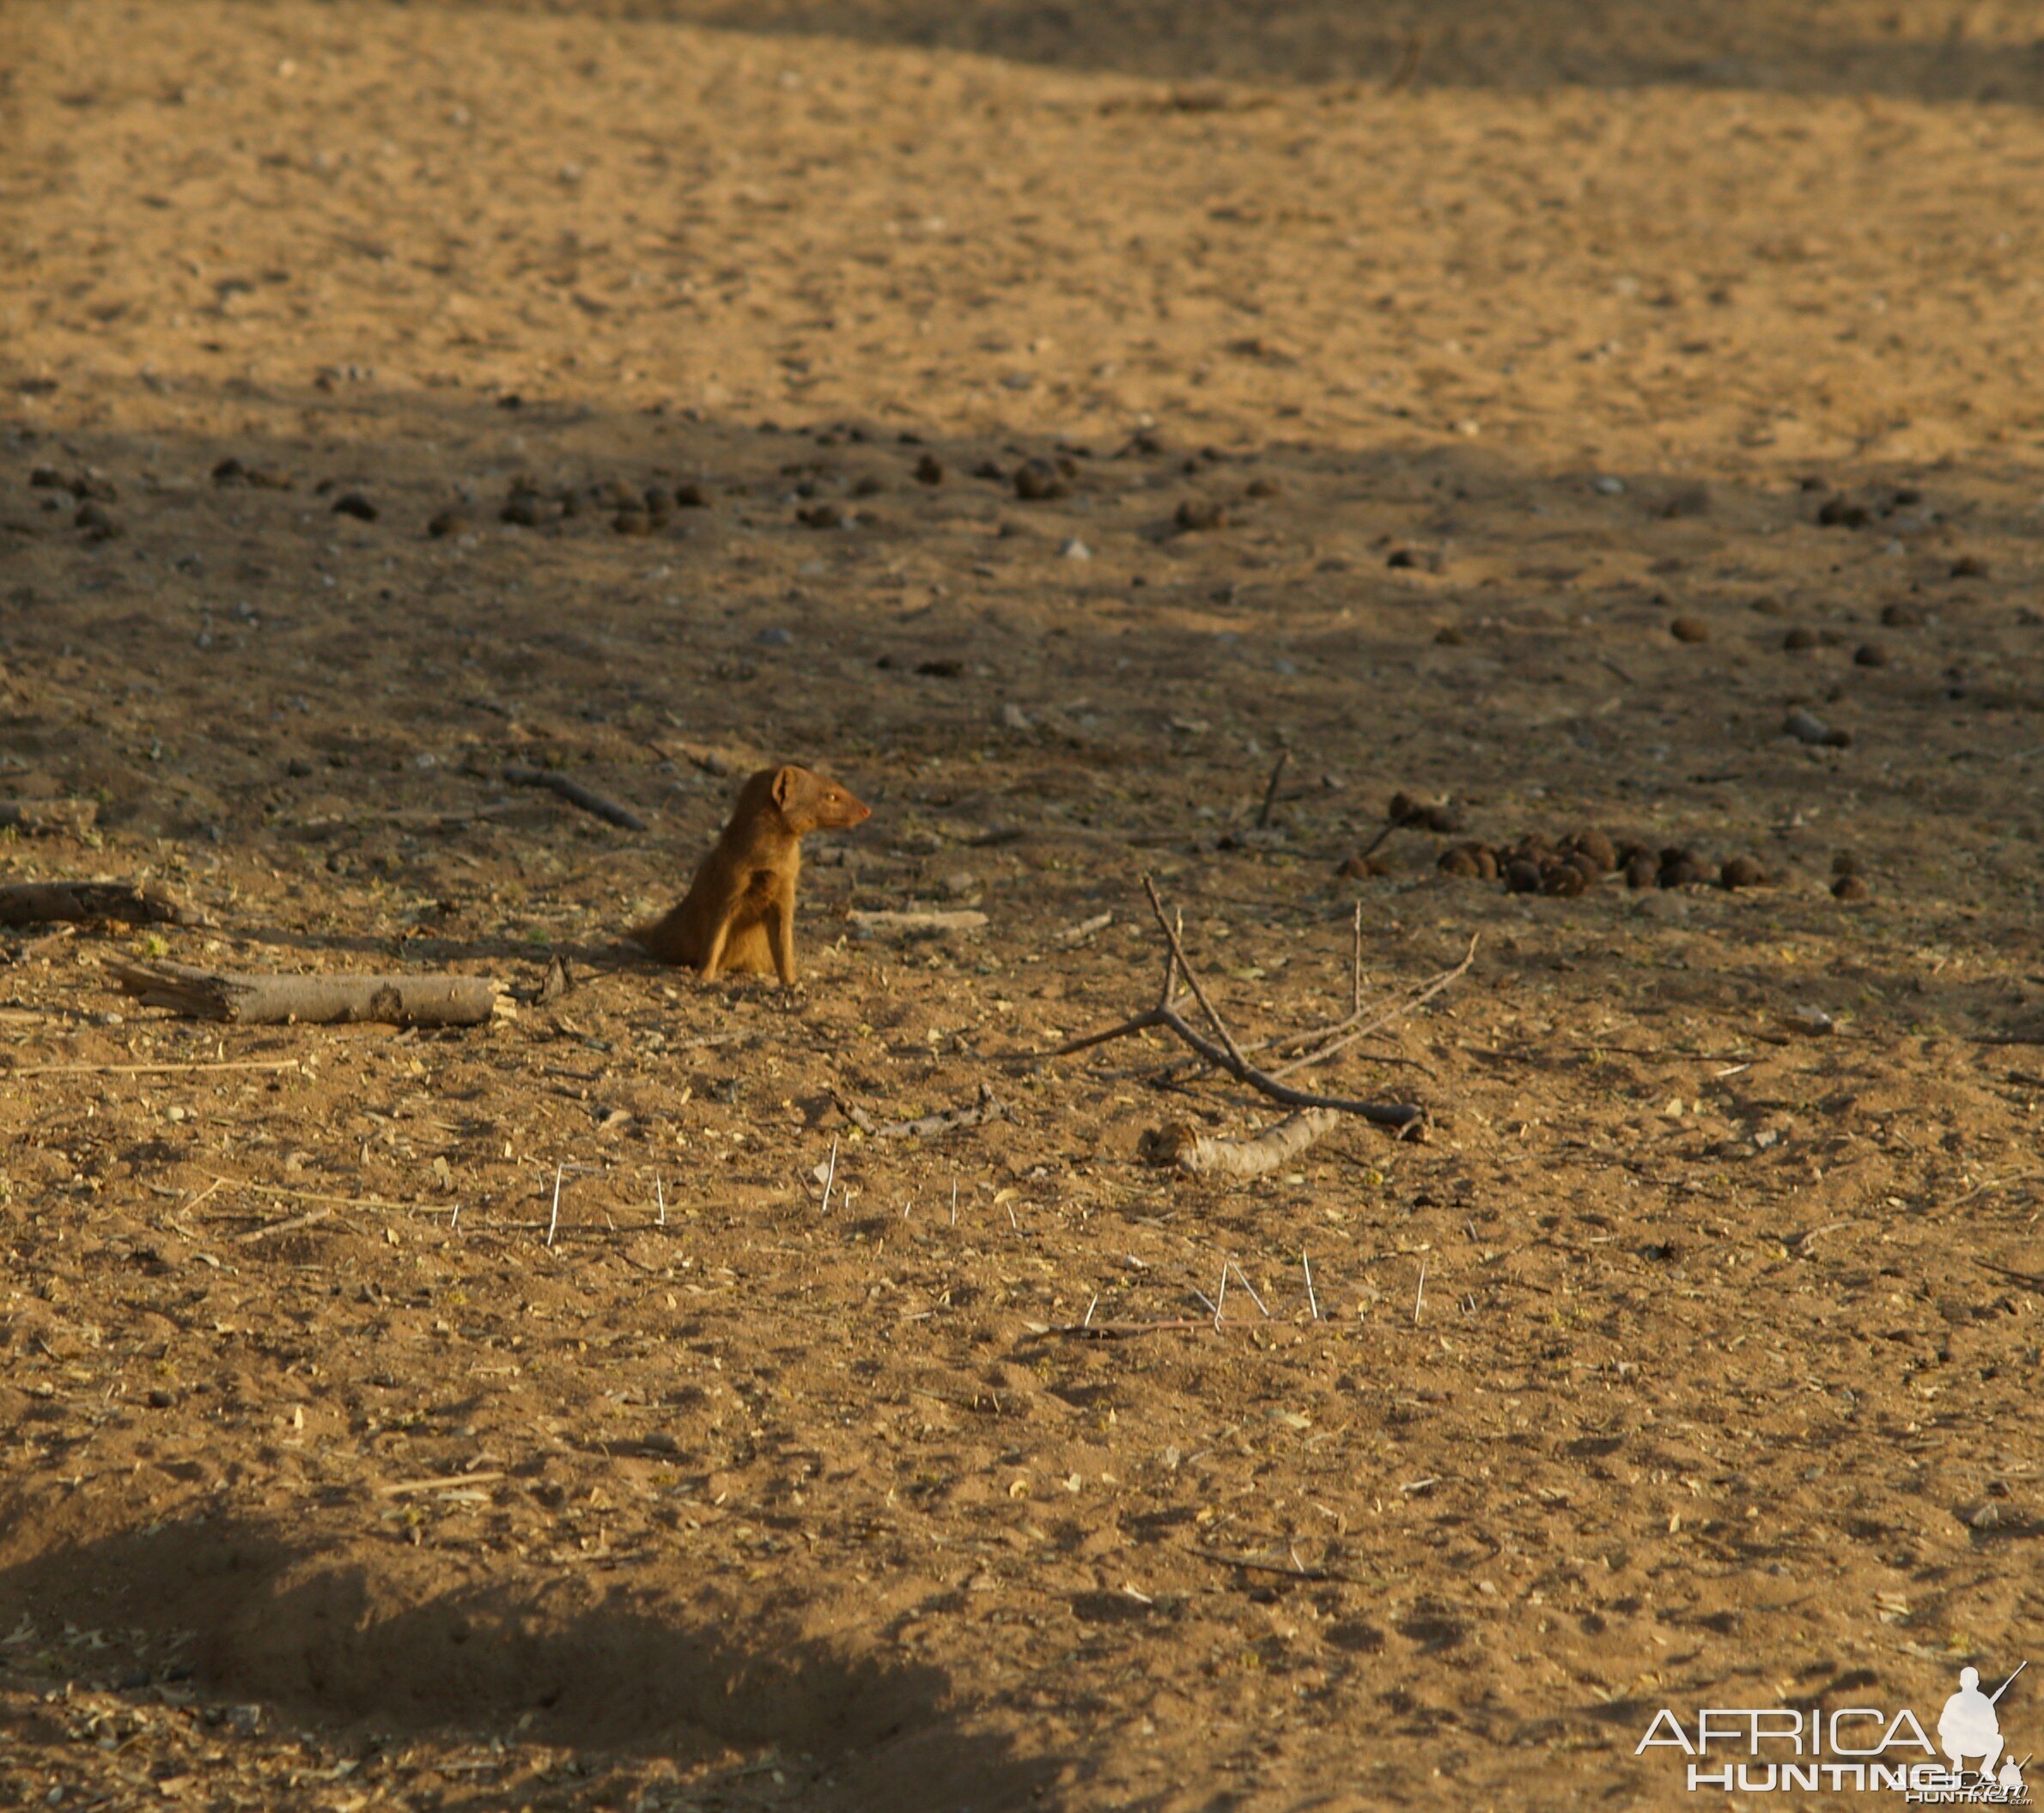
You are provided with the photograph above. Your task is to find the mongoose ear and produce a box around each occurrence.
[771,766,796,810]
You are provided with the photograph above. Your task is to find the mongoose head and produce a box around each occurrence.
[767,764,872,834]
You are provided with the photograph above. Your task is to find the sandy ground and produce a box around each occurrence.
[1,2,2042,1808]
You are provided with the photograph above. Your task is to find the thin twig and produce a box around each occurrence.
[1226,1260,1269,1319]
[1025,1317,1214,1341]
[1414,1260,1427,1326]
[1187,1546,1360,1585]
[4,1058,303,1078]
[237,1208,332,1244]
[1266,933,1478,1077]
[377,1470,507,1499]
[547,1163,566,1248]
[1303,1249,1319,1320]
[818,1135,839,1213]
[195,1177,443,1216]
[1351,901,1363,1015]
[1256,751,1290,829]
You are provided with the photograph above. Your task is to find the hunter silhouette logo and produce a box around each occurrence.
[1636,1660,2030,1802]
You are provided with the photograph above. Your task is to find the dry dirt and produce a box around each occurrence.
[3,2,2043,1808]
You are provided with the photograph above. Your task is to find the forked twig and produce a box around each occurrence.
[1045,878,1456,1133]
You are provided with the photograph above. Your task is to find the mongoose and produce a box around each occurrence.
[629,764,870,984]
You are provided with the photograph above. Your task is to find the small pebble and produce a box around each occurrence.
[914,454,944,486]
[1719,855,1769,889]
[1880,601,1921,627]
[612,508,654,536]
[1950,555,1989,578]
[74,500,119,538]
[1832,874,1871,903]
[1176,497,1226,532]
[331,491,377,522]
[501,494,546,527]
[1750,594,1786,617]
[427,508,469,538]
[797,502,848,529]
[1816,497,1868,527]
[673,481,710,508]
[1670,616,1708,643]
[756,625,794,646]
[1433,624,1464,646]
[1784,707,1851,747]
[1058,538,1092,561]
[1852,642,1890,667]
[1594,475,1627,496]
[1783,626,1820,651]
[1244,476,1281,498]
[851,474,885,498]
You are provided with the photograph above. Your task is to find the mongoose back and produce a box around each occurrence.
[629,764,870,983]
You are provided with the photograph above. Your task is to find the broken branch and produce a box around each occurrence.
[1049,878,1435,1133]
[113,961,499,1026]
[1140,1108,1341,1178]
[502,764,648,831]
[0,881,206,927]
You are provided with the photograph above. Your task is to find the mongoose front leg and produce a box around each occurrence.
[768,891,798,986]
[698,915,733,981]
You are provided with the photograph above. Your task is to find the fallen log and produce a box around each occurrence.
[502,764,648,831]
[1140,1108,1341,1179]
[113,961,499,1026]
[0,800,99,837]
[0,881,206,927]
